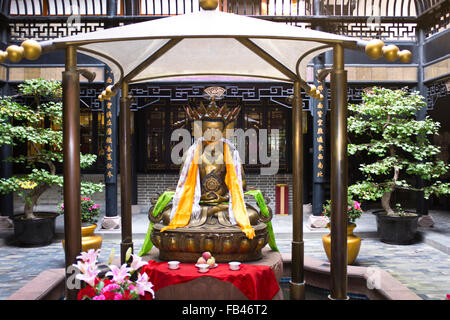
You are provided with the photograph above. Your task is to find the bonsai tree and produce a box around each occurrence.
[0,78,103,219]
[347,87,450,216]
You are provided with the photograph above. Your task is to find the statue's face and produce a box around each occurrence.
[202,120,224,144]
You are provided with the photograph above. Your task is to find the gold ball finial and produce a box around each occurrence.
[398,50,412,63]
[314,90,321,99]
[98,94,104,102]
[365,39,384,60]
[308,85,317,96]
[199,0,219,10]
[6,45,24,63]
[382,44,399,62]
[0,51,7,64]
[21,39,42,60]
[101,90,110,101]
[105,85,117,97]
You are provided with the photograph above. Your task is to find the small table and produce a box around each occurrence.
[141,247,283,300]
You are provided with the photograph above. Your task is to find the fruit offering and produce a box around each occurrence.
[197,251,216,268]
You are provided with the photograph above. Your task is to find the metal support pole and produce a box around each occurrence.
[290,80,305,300]
[62,46,82,300]
[329,43,348,300]
[120,81,133,263]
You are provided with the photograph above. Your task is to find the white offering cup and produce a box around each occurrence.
[229,261,241,271]
[168,261,180,270]
[197,263,210,273]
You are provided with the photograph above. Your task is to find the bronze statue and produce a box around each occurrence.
[141,87,275,262]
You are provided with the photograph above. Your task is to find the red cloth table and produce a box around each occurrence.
[140,261,280,300]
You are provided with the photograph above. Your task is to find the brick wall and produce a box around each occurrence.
[14,173,294,214]
[137,172,294,213]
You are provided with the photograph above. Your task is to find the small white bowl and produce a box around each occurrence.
[196,263,210,273]
[168,261,180,270]
[229,261,241,271]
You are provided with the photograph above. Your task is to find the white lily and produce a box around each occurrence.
[129,254,147,272]
[108,248,115,265]
[105,264,132,285]
[75,266,100,287]
[135,272,155,298]
[76,249,100,264]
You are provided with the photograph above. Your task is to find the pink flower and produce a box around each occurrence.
[93,294,106,300]
[77,249,101,264]
[135,272,154,298]
[75,266,100,287]
[102,283,120,293]
[354,201,361,210]
[129,254,147,272]
[105,264,131,285]
[446,294,450,300]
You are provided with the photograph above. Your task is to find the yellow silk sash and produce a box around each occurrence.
[160,144,200,233]
[224,144,255,239]
[161,142,255,240]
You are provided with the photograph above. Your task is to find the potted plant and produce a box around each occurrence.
[60,197,103,252]
[0,78,103,245]
[347,87,450,244]
[321,197,364,264]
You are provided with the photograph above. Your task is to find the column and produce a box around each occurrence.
[0,83,14,220]
[415,27,429,215]
[120,82,133,263]
[311,54,328,216]
[101,67,120,230]
[62,46,82,300]
[290,81,305,300]
[329,43,348,300]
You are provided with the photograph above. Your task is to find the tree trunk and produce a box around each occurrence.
[23,184,50,219]
[381,190,395,216]
[24,142,55,219]
[382,145,400,217]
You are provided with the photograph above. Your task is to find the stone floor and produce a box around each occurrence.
[0,206,449,300]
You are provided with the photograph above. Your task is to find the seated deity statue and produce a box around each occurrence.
[139,87,276,262]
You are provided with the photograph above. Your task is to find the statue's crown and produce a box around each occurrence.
[184,87,241,125]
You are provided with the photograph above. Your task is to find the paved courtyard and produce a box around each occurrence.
[0,207,449,300]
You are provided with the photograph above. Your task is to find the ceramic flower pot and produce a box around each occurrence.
[13,212,58,246]
[373,211,419,245]
[322,223,361,265]
[63,224,102,252]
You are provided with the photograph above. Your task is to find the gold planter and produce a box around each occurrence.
[63,224,102,252]
[322,223,361,265]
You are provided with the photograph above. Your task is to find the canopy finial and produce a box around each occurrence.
[199,0,219,10]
